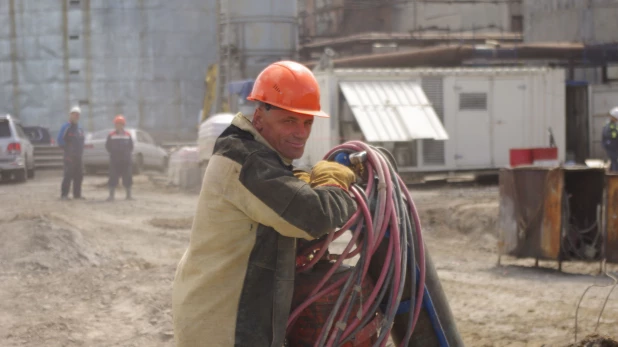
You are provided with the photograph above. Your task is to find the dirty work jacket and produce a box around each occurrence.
[105,130,134,164]
[172,113,357,347]
[57,122,85,159]
[603,121,618,154]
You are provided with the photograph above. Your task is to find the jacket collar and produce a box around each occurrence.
[231,113,293,166]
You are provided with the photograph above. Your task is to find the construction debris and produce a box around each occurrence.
[568,334,618,347]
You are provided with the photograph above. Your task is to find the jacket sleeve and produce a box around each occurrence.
[57,123,69,148]
[129,134,134,152]
[603,125,611,150]
[235,150,357,240]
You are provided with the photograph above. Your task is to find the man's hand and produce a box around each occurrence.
[293,169,311,183]
[309,160,356,191]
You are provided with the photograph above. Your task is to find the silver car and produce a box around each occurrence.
[83,128,168,174]
[0,115,35,182]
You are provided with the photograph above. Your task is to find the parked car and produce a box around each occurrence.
[83,128,168,174]
[22,126,54,146]
[0,115,35,182]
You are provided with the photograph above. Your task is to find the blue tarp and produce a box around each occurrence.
[228,80,255,100]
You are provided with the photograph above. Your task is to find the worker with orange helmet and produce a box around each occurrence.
[172,61,357,346]
[105,115,134,201]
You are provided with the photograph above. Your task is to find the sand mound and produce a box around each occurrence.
[0,216,100,271]
[423,201,499,235]
[568,334,618,347]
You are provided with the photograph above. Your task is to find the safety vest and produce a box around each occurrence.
[611,123,617,139]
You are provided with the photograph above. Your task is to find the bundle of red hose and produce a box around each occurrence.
[287,141,427,347]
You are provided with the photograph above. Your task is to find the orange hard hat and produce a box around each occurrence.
[114,115,126,125]
[247,61,328,118]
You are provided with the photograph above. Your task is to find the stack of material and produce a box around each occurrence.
[168,147,200,191]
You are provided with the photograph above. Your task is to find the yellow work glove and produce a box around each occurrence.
[309,160,356,191]
[293,169,311,183]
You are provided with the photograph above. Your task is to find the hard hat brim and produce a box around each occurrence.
[247,96,330,118]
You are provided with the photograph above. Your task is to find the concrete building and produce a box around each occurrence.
[0,0,217,142]
[523,0,618,44]
[298,0,523,60]
[390,0,522,34]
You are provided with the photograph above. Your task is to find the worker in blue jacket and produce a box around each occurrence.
[57,106,85,200]
[603,107,618,172]
[105,115,134,201]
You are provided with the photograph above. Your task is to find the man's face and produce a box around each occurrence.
[115,123,124,131]
[253,105,314,160]
[69,112,80,124]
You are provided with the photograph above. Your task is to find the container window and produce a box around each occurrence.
[459,93,487,111]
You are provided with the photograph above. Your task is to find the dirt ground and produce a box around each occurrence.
[1,171,617,347]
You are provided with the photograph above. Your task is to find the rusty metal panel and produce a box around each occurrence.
[498,169,518,255]
[540,168,563,259]
[500,166,607,263]
[605,174,618,263]
[498,167,563,260]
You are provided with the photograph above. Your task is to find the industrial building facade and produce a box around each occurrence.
[1,0,217,141]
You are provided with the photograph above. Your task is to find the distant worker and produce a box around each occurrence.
[105,115,134,201]
[57,106,85,200]
[602,107,618,172]
[172,61,358,346]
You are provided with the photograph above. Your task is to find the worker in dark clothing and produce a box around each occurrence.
[602,107,618,172]
[106,115,134,201]
[57,106,85,200]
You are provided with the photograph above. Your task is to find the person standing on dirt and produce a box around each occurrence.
[602,107,618,172]
[105,115,134,201]
[172,61,358,347]
[57,106,85,200]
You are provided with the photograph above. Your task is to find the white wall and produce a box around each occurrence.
[308,68,565,172]
[444,69,565,170]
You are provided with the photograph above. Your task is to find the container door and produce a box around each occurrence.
[453,79,491,168]
[492,79,526,167]
[566,84,589,163]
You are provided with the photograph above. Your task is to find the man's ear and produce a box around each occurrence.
[253,107,264,132]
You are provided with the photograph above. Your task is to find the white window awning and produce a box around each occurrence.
[339,81,449,142]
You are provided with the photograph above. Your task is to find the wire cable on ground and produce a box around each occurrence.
[287,141,438,347]
[574,271,618,342]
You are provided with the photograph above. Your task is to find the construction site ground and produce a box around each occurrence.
[1,171,617,347]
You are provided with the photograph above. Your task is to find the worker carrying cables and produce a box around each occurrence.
[105,115,134,201]
[172,61,358,347]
